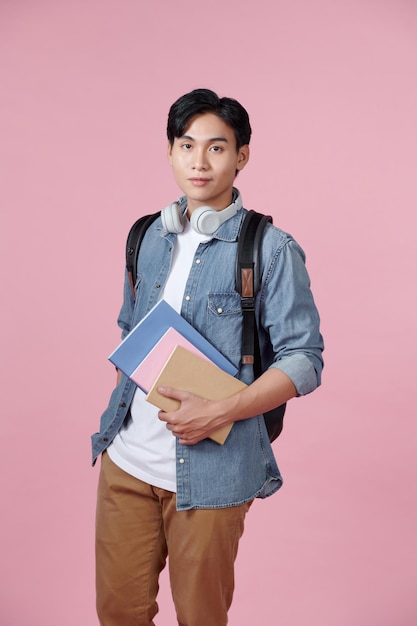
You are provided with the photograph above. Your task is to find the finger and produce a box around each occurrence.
[158,410,169,423]
[163,420,181,437]
[157,386,191,401]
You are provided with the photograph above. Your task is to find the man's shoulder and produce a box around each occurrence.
[245,210,294,253]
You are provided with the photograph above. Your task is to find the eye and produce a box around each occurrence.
[181,143,192,150]
[210,145,223,153]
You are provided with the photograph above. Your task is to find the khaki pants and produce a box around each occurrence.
[96,451,252,626]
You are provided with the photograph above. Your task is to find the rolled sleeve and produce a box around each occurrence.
[269,353,320,396]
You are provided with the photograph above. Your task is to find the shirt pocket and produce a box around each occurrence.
[206,293,243,363]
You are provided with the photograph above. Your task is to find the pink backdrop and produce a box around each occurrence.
[1,1,416,624]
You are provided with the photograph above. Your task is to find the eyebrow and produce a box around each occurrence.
[180,135,229,143]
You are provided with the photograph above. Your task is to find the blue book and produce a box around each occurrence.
[108,299,237,378]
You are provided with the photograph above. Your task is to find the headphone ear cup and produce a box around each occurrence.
[190,196,240,235]
[191,206,220,235]
[161,202,184,233]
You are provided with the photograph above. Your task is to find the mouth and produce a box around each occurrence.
[188,177,211,186]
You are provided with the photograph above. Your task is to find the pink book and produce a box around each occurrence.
[130,327,211,393]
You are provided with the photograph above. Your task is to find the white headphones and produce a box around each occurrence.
[161,190,242,236]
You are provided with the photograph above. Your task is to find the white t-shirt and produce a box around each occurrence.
[107,219,211,491]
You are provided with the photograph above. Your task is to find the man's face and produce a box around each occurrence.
[167,112,249,213]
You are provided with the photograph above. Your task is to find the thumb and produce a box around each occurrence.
[157,385,189,401]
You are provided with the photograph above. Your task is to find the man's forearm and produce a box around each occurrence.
[214,368,297,425]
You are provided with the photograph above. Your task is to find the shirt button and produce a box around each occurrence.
[195,259,201,264]
[179,458,185,464]
[120,402,127,408]
[185,295,191,301]
[155,284,161,289]
[217,307,223,314]
[103,437,109,442]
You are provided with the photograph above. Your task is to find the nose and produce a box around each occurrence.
[192,148,208,171]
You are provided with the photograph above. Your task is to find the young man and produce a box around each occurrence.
[92,88,324,626]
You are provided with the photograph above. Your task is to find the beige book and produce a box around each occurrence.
[146,345,247,444]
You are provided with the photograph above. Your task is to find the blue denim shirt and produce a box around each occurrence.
[91,206,324,510]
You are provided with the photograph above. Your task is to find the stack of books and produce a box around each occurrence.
[108,300,246,444]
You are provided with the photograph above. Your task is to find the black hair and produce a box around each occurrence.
[167,88,251,150]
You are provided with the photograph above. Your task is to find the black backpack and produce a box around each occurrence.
[125,210,286,442]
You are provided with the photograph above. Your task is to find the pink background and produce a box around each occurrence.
[1,1,416,624]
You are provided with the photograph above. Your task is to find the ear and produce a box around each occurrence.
[236,145,250,172]
[167,141,173,165]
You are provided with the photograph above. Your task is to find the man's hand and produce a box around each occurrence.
[157,387,229,446]
[157,368,297,446]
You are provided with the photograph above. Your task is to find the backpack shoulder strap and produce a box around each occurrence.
[236,209,286,442]
[236,210,272,370]
[126,212,160,299]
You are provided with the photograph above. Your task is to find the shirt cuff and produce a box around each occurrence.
[269,354,320,396]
